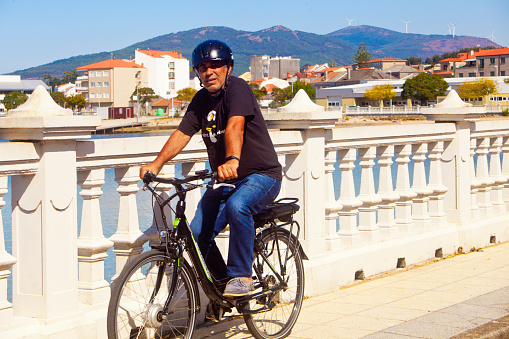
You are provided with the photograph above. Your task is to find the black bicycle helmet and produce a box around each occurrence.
[191,40,234,69]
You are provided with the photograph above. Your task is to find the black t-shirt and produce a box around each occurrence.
[178,76,282,182]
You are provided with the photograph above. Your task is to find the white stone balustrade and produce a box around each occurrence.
[2,88,509,337]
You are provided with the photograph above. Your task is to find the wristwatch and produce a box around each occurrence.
[225,155,240,162]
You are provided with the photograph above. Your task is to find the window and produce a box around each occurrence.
[169,62,175,68]
[97,93,102,99]
[103,70,109,76]
[443,65,448,70]
[490,58,495,64]
[97,82,102,87]
[169,82,175,89]
[90,93,96,98]
[96,71,102,77]
[168,72,175,79]
[490,72,495,76]
[480,72,484,76]
[90,82,95,88]
[459,73,464,77]
[89,71,95,77]
[479,59,485,68]
[103,82,109,87]
[469,73,476,77]
[502,71,506,76]
[103,93,110,98]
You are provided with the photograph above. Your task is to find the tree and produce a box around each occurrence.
[364,84,396,107]
[401,73,448,105]
[41,74,63,88]
[2,91,28,110]
[50,92,66,107]
[249,83,266,100]
[406,56,422,65]
[329,60,337,67]
[285,81,316,100]
[353,43,372,68]
[457,78,498,100]
[176,87,198,103]
[131,87,158,114]
[62,70,78,84]
[65,94,87,111]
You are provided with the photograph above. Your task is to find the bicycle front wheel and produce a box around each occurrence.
[107,250,198,339]
[244,229,305,339]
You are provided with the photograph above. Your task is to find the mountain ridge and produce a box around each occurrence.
[10,25,501,79]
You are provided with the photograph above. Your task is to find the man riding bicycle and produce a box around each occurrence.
[140,39,282,298]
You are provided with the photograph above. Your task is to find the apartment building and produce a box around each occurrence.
[76,59,147,113]
[135,49,189,99]
[250,55,300,81]
[354,58,407,70]
[435,48,509,78]
[0,75,49,112]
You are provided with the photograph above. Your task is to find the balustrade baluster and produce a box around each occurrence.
[357,147,381,242]
[181,161,206,223]
[489,137,506,214]
[394,144,417,235]
[0,176,16,323]
[337,148,362,247]
[476,137,494,216]
[470,138,481,219]
[144,164,175,246]
[110,167,147,280]
[77,169,113,306]
[411,143,432,232]
[501,136,509,210]
[427,142,448,227]
[324,149,342,250]
[376,145,399,240]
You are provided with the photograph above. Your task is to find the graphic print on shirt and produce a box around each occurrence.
[204,110,224,143]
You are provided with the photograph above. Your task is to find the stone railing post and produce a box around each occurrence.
[476,137,494,216]
[423,90,484,224]
[110,166,148,280]
[376,145,399,240]
[77,169,113,306]
[324,149,342,251]
[489,137,506,214]
[411,142,433,232]
[0,86,100,325]
[394,144,416,235]
[264,89,340,258]
[0,176,16,324]
[470,138,481,219]
[357,146,381,242]
[501,136,509,210]
[427,141,448,227]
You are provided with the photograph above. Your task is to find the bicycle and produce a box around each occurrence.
[107,169,307,339]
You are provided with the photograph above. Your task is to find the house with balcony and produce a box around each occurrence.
[76,59,148,116]
[134,49,189,99]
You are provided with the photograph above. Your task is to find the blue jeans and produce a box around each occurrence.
[190,173,281,280]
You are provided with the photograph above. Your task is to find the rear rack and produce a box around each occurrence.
[253,198,300,224]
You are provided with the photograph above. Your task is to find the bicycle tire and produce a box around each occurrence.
[107,250,198,339]
[244,229,305,339]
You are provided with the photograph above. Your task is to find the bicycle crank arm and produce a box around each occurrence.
[242,301,277,315]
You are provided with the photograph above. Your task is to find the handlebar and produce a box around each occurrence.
[143,170,235,190]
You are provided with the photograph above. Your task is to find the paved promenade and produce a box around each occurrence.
[194,241,509,338]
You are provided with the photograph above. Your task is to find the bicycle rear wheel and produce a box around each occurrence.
[244,229,305,339]
[107,250,198,339]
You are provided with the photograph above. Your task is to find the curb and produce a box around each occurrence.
[451,315,509,339]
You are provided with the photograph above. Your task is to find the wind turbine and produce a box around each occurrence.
[447,24,452,35]
[449,23,456,38]
[346,18,355,27]
[488,30,496,42]
[403,20,412,33]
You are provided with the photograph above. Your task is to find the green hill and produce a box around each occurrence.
[11,25,501,79]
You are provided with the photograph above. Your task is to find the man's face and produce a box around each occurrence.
[197,61,230,93]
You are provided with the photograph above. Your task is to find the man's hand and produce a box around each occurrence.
[140,162,161,180]
[217,158,239,182]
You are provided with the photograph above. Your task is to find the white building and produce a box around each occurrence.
[0,75,49,112]
[56,82,76,97]
[135,49,189,99]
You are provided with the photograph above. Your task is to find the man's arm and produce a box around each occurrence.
[139,129,192,179]
[217,115,245,182]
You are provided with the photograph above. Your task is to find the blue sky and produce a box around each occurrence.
[0,0,507,75]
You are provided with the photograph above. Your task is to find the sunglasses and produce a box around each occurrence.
[197,61,227,74]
